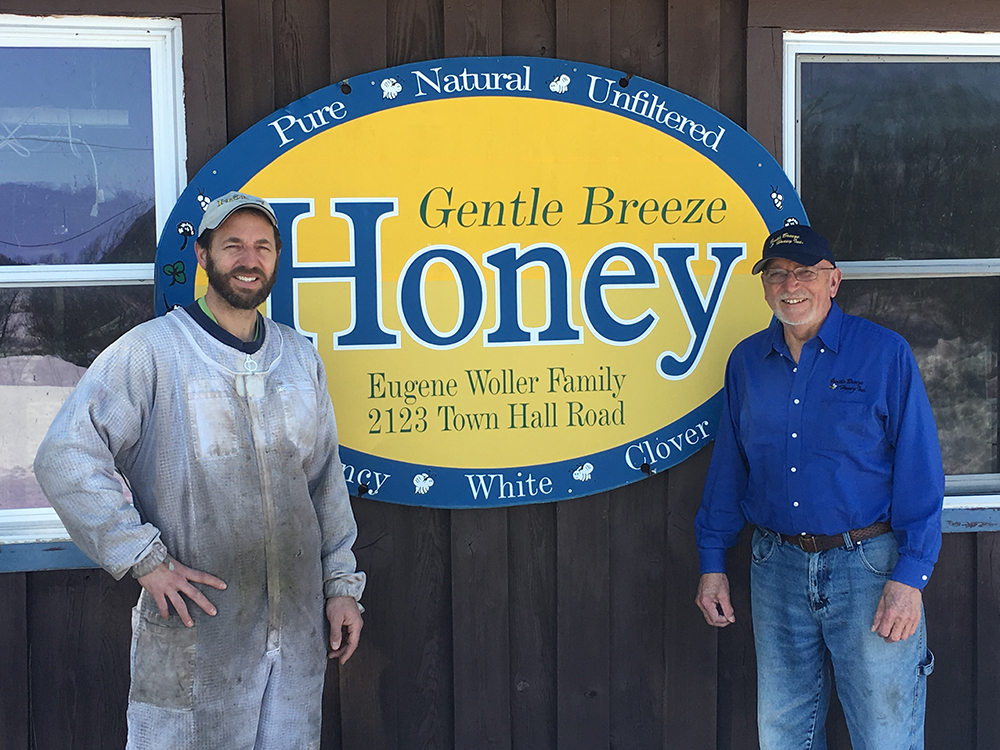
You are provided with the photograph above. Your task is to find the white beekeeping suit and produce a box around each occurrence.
[34,305,365,749]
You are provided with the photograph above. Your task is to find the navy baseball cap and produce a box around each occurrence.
[751,225,835,274]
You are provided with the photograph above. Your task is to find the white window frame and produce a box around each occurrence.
[0,15,185,559]
[783,31,1000,520]
[0,14,187,289]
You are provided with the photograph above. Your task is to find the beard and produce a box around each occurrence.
[204,250,278,310]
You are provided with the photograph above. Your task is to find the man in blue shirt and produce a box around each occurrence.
[694,224,942,749]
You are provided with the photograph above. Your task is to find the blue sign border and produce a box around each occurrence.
[154,56,806,508]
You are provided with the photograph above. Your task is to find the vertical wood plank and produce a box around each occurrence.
[391,505,454,750]
[225,0,276,140]
[273,0,331,108]
[555,0,611,66]
[387,0,445,67]
[28,570,137,750]
[715,528,757,750]
[502,0,556,57]
[667,0,721,107]
[0,573,28,749]
[978,532,1000,748]
[509,503,557,750]
[744,25,782,163]
[338,498,398,750]
[444,0,502,56]
[718,0,748,127]
[610,0,666,84]
[451,508,511,749]
[181,12,227,178]
[552,6,611,747]
[609,474,667,750]
[825,682,851,750]
[339,500,455,750]
[439,3,507,747]
[330,0,388,81]
[664,448,720,750]
[924,533,976,749]
[557,493,611,750]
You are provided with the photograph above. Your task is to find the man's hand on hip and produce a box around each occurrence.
[872,580,922,643]
[137,557,227,627]
[327,595,364,664]
[695,572,737,627]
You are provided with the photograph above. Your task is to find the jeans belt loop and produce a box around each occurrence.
[842,531,855,551]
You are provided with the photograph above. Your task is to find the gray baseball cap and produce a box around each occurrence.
[198,191,278,236]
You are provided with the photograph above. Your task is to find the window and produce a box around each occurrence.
[0,14,185,560]
[784,31,1000,509]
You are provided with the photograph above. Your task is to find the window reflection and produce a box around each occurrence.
[837,278,998,475]
[0,285,151,510]
[800,61,1000,262]
[0,47,155,265]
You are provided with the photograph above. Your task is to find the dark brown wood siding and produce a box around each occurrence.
[1,1,998,748]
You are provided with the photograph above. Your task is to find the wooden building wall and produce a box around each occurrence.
[1,1,999,748]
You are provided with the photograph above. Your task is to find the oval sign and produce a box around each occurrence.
[155,56,805,508]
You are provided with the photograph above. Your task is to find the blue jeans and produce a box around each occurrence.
[750,527,934,750]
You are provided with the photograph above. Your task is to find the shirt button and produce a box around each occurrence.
[793,502,799,507]
[793,367,797,372]
[790,467,797,473]
[922,575,928,581]
[791,432,798,438]
[793,399,800,405]
[820,348,825,353]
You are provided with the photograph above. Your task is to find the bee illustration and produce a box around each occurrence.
[381,78,403,100]
[413,473,434,495]
[572,462,594,482]
[549,74,571,94]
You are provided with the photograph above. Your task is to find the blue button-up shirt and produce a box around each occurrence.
[695,302,944,590]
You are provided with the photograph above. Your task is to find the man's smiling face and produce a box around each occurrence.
[199,209,279,311]
[762,256,842,341]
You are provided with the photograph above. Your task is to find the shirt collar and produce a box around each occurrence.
[762,299,843,359]
[184,300,266,354]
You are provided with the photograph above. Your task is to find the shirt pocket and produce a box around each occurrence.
[129,606,196,709]
[277,381,319,450]
[189,380,239,458]
[813,396,884,453]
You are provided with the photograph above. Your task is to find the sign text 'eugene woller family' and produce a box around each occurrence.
[154,56,805,508]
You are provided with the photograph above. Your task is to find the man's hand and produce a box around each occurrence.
[872,580,922,643]
[137,557,227,628]
[695,572,736,627]
[326,596,363,664]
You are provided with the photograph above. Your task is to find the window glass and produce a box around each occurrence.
[837,277,998,476]
[799,60,1000,262]
[0,285,152,510]
[0,47,156,265]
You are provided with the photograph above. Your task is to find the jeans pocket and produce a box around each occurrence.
[129,609,196,709]
[918,648,934,677]
[751,528,777,565]
[857,535,898,576]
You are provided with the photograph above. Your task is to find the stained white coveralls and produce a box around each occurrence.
[34,306,365,749]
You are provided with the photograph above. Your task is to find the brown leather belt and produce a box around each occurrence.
[780,521,892,553]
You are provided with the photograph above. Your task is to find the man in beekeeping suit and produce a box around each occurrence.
[34,191,365,749]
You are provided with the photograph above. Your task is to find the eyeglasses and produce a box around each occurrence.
[761,266,834,285]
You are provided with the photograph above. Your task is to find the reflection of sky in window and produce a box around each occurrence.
[0,47,155,264]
